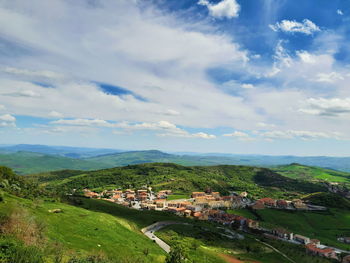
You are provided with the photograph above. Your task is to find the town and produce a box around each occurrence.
[82,187,349,262]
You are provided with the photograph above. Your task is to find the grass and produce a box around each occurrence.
[226,209,258,220]
[167,194,190,200]
[274,164,350,185]
[255,208,350,250]
[156,224,296,263]
[0,194,166,262]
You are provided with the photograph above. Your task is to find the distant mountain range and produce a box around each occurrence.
[1,144,350,174]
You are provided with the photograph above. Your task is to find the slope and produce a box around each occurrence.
[273,163,350,184]
[36,163,327,199]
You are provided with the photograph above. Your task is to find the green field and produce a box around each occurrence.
[274,164,350,184]
[255,208,350,250]
[0,194,167,262]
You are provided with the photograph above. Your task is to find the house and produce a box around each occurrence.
[211,192,220,198]
[276,200,288,209]
[251,200,265,210]
[126,194,135,201]
[272,228,293,240]
[310,239,321,246]
[155,199,166,209]
[192,192,206,198]
[294,234,310,244]
[292,199,308,209]
[305,244,338,260]
[184,209,192,217]
[246,219,259,229]
[186,205,202,212]
[343,255,350,263]
[338,237,350,244]
[240,192,248,198]
[259,198,276,207]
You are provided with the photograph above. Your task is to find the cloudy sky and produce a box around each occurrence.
[0,0,350,156]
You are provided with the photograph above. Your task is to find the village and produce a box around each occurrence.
[83,188,350,262]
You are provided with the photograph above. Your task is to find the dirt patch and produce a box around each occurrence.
[219,254,260,263]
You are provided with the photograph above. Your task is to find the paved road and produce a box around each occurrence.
[142,221,189,253]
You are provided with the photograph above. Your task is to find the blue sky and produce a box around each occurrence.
[0,0,350,156]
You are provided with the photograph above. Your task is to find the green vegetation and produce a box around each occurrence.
[0,152,107,174]
[156,224,333,263]
[167,194,190,201]
[274,163,350,185]
[34,163,326,200]
[255,208,350,250]
[302,192,350,209]
[0,193,166,262]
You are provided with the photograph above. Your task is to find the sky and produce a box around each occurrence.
[0,0,350,156]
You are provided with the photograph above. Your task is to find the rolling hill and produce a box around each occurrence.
[0,151,108,174]
[33,163,327,199]
[273,163,350,185]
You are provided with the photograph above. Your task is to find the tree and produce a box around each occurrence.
[165,243,189,263]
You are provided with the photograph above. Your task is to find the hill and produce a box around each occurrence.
[273,163,350,185]
[0,151,108,174]
[34,163,327,199]
[0,144,120,158]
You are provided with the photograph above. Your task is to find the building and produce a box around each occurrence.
[343,255,350,263]
[294,234,310,244]
[192,192,206,198]
[276,200,288,209]
[292,199,308,209]
[305,244,338,260]
[272,228,293,240]
[259,198,276,207]
[251,200,265,210]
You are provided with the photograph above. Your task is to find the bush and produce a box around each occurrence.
[0,238,44,263]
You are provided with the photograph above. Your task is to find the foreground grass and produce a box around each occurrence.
[0,194,166,262]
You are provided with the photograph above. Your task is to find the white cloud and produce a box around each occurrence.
[0,114,16,127]
[259,130,336,140]
[48,111,64,118]
[51,118,115,127]
[3,90,41,98]
[296,51,316,64]
[223,131,254,141]
[314,72,344,83]
[198,0,240,19]
[300,98,350,116]
[192,132,216,139]
[2,67,64,80]
[337,9,343,15]
[241,83,254,89]
[269,19,320,35]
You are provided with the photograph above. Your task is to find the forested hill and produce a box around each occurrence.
[32,163,327,199]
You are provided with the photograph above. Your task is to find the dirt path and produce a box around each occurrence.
[219,254,260,263]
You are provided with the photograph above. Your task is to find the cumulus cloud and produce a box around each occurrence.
[269,19,320,35]
[198,0,240,19]
[50,119,216,139]
[223,131,254,141]
[337,9,343,15]
[0,114,16,127]
[300,98,350,116]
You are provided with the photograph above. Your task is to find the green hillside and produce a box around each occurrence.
[34,163,326,199]
[0,151,107,174]
[273,163,350,185]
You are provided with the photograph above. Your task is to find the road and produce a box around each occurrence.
[141,221,189,253]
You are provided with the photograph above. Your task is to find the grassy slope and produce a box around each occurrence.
[273,163,350,184]
[0,152,107,174]
[0,194,166,262]
[255,208,350,250]
[34,163,326,199]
